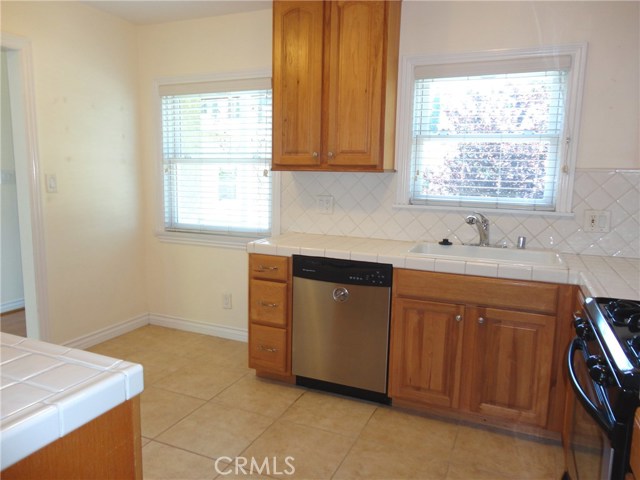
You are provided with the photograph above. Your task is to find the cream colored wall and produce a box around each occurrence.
[137,10,272,331]
[400,1,639,169]
[1,2,147,343]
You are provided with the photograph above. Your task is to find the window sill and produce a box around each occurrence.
[392,203,576,219]
[155,230,262,250]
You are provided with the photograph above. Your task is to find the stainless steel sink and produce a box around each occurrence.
[408,243,563,266]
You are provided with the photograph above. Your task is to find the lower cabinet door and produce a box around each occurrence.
[389,298,464,408]
[466,307,555,427]
[249,323,288,374]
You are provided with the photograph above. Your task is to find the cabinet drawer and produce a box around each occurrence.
[249,254,289,282]
[250,279,288,327]
[249,324,287,374]
[395,269,559,315]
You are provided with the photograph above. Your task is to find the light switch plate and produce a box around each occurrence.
[45,174,58,193]
[584,210,611,233]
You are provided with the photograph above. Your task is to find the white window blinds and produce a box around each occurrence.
[409,57,570,211]
[160,77,272,237]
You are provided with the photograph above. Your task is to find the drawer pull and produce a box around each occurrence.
[260,301,279,308]
[258,344,278,353]
[257,265,279,272]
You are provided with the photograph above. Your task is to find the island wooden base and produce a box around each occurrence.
[2,396,142,480]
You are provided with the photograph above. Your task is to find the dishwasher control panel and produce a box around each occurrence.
[292,255,392,287]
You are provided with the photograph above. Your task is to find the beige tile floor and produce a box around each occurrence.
[88,325,566,480]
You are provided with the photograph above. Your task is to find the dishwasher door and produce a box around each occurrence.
[292,276,391,394]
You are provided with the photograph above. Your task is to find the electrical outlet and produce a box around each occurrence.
[222,293,232,309]
[316,195,334,215]
[584,210,611,233]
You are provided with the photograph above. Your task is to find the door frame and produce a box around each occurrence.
[2,32,49,340]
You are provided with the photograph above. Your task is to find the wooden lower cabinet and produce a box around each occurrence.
[389,298,464,409]
[466,307,555,427]
[2,397,142,480]
[248,254,293,380]
[390,268,571,432]
[630,409,640,478]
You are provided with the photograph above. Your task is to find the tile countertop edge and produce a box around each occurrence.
[247,233,640,300]
[0,333,144,470]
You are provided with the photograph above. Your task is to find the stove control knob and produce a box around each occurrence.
[574,319,594,341]
[628,313,640,333]
[586,355,602,369]
[589,361,612,387]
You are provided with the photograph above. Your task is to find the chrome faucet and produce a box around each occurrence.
[465,212,490,246]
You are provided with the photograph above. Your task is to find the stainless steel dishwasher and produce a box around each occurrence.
[292,255,392,404]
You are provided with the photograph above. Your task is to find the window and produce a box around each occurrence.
[159,76,273,241]
[396,45,586,213]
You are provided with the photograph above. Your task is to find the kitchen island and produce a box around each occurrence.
[0,333,143,478]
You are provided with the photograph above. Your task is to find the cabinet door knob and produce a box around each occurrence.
[327,151,334,159]
[312,151,319,158]
[455,315,462,322]
[478,317,485,324]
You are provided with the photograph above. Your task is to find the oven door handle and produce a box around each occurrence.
[567,337,615,434]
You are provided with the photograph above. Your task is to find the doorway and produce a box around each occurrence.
[1,34,49,340]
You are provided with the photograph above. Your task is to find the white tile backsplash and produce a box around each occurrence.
[280,169,640,258]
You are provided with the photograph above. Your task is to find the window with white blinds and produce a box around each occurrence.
[159,77,272,238]
[397,46,586,213]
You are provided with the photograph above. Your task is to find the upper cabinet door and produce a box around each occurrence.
[272,0,400,172]
[324,1,385,168]
[272,1,324,168]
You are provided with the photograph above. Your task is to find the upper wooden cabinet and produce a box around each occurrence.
[272,1,401,171]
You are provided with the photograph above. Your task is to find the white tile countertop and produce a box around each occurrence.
[0,333,143,470]
[247,232,640,300]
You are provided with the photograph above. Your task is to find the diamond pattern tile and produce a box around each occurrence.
[280,169,640,258]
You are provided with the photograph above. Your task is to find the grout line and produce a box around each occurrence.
[328,405,379,479]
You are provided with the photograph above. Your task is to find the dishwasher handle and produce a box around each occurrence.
[332,287,350,303]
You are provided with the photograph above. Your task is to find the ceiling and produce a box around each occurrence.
[83,1,271,25]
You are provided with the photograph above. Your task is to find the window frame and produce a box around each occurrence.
[394,44,587,216]
[153,70,279,249]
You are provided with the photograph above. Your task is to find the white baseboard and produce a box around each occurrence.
[62,312,248,350]
[1,299,25,314]
[64,313,150,350]
[148,313,248,343]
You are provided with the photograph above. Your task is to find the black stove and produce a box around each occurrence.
[605,299,640,329]
[584,297,640,390]
[567,296,640,480]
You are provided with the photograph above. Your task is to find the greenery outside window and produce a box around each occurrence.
[396,45,587,213]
